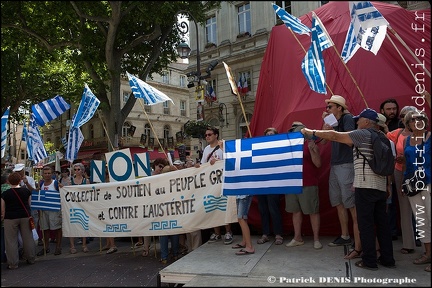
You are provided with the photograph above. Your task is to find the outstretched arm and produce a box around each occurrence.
[301,128,353,146]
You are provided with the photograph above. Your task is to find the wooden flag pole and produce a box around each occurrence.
[388,26,431,78]
[223,62,252,137]
[385,33,431,108]
[137,99,169,160]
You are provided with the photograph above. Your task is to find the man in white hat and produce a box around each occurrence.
[321,95,357,249]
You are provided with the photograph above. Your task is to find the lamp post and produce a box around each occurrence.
[218,103,229,128]
[176,11,201,87]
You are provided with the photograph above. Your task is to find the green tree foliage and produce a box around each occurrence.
[1,1,221,150]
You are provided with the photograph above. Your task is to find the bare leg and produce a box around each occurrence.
[310,213,320,242]
[292,212,303,242]
[336,204,350,237]
[238,219,253,252]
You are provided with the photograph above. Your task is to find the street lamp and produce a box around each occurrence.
[219,103,229,127]
[176,11,218,89]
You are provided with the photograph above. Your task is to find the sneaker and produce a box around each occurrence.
[208,233,221,243]
[286,239,304,247]
[314,241,323,249]
[106,247,117,254]
[328,236,352,247]
[224,232,233,245]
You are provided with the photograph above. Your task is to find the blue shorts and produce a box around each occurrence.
[236,196,252,219]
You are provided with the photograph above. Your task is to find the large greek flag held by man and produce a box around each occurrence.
[127,72,174,105]
[341,1,389,63]
[31,95,70,127]
[222,132,304,196]
[301,12,334,94]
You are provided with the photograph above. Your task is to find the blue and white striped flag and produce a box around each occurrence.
[272,3,311,35]
[28,114,47,164]
[301,13,334,94]
[1,107,10,159]
[31,95,70,127]
[65,126,84,162]
[222,132,304,196]
[72,84,100,128]
[31,189,61,211]
[127,72,174,105]
[341,1,389,63]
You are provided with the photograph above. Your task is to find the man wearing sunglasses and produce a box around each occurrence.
[322,95,358,250]
[199,127,233,245]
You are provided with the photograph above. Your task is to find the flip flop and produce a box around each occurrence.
[232,243,246,249]
[400,248,414,254]
[235,249,255,255]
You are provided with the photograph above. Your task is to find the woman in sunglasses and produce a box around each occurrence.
[68,163,90,254]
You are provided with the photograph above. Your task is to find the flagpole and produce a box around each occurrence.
[388,26,431,78]
[286,28,335,96]
[96,110,115,151]
[222,62,252,137]
[137,99,168,160]
[16,119,26,160]
[385,34,431,108]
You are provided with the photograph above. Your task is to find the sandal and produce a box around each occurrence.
[400,248,414,254]
[142,249,149,257]
[70,247,77,254]
[413,254,431,265]
[232,243,246,249]
[355,260,378,271]
[257,235,269,244]
[275,235,283,245]
[82,247,89,253]
[425,264,431,272]
[344,249,362,260]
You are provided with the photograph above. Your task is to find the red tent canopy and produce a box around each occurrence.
[248,2,431,236]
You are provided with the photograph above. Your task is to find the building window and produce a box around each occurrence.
[276,1,291,14]
[180,100,187,117]
[163,125,170,140]
[206,16,217,45]
[89,124,94,139]
[20,150,25,160]
[144,123,150,137]
[122,122,131,137]
[162,71,169,84]
[123,91,130,106]
[239,113,253,139]
[237,70,251,97]
[143,99,151,113]
[180,75,187,87]
[237,3,251,35]
[163,100,170,115]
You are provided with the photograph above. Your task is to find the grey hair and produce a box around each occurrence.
[399,106,417,117]
[73,162,85,172]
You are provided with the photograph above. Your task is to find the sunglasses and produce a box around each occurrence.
[410,116,426,122]
[205,133,214,137]
[74,169,81,171]
[326,105,334,110]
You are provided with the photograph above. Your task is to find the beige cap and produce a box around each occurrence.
[377,113,387,128]
[289,121,305,132]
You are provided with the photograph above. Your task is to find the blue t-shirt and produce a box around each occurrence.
[404,134,431,185]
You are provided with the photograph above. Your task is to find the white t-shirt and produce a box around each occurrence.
[200,144,223,164]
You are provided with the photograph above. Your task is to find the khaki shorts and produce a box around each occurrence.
[39,210,62,230]
[285,186,319,214]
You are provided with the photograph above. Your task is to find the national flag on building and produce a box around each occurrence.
[31,95,70,127]
[222,132,304,195]
[341,1,389,63]
[272,3,311,35]
[65,126,84,163]
[1,107,10,159]
[301,12,334,94]
[71,84,100,128]
[237,75,249,95]
[27,114,47,164]
[31,189,61,211]
[205,86,217,102]
[127,72,174,105]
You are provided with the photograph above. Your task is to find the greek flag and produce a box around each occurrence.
[71,84,100,128]
[31,189,61,211]
[65,126,84,162]
[1,107,10,159]
[127,72,174,105]
[341,1,389,63]
[28,114,47,164]
[272,3,311,35]
[301,13,334,94]
[31,95,70,127]
[222,132,304,196]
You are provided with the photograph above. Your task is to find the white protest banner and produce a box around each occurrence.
[61,161,237,237]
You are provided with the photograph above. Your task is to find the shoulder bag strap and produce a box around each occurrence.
[11,188,31,217]
[206,145,220,162]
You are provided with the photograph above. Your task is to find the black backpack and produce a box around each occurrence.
[356,128,395,176]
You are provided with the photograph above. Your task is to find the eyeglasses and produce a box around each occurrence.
[205,133,214,137]
[326,105,334,110]
[410,116,426,122]
[74,168,80,171]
